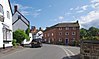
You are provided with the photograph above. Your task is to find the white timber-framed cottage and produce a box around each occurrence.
[0,0,13,48]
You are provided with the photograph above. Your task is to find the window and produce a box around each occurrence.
[65,27,69,30]
[3,27,11,41]
[73,27,76,30]
[48,33,50,37]
[59,38,62,42]
[52,38,54,42]
[7,11,10,19]
[52,33,53,36]
[65,32,69,35]
[72,32,76,35]
[48,38,51,43]
[45,34,46,37]
[72,38,75,40]
[0,4,4,14]
[18,15,21,19]
[59,32,62,35]
[59,28,62,30]
[3,28,7,39]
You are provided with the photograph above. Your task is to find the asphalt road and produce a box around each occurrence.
[0,44,80,59]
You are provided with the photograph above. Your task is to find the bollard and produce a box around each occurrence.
[3,44,5,49]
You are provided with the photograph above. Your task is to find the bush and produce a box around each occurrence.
[12,39,17,47]
[13,29,30,45]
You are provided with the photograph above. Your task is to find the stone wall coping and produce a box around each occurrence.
[81,40,99,44]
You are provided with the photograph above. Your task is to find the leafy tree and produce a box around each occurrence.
[13,29,30,44]
[80,27,99,40]
[80,28,87,39]
[88,27,99,36]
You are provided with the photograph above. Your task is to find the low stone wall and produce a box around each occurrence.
[80,40,99,59]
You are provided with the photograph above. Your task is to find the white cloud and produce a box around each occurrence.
[59,16,64,20]
[35,9,42,12]
[81,5,88,10]
[33,12,40,17]
[76,10,84,13]
[75,6,80,10]
[91,3,99,9]
[70,8,73,10]
[65,12,72,16]
[11,2,32,16]
[21,11,29,15]
[91,0,99,3]
[78,10,99,28]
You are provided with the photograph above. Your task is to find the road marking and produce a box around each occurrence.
[60,46,71,58]
[65,48,75,56]
[55,45,75,58]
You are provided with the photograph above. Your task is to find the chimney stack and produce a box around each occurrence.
[14,5,18,13]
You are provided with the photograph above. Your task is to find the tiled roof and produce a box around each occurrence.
[55,22,79,27]
[44,21,79,32]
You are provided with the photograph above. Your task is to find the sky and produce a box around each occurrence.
[10,0,99,29]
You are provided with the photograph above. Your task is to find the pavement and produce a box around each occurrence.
[0,44,80,59]
[0,46,24,57]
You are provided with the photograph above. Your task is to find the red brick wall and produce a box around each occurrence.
[43,27,80,45]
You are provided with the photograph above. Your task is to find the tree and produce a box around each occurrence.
[80,27,99,40]
[13,29,30,44]
[88,27,99,36]
[80,28,87,39]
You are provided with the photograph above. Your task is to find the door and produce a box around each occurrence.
[65,39,68,45]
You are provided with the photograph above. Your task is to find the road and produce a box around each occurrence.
[0,44,80,59]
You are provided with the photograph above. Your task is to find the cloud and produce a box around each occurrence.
[91,0,99,3]
[32,9,42,17]
[76,10,84,13]
[75,6,80,10]
[32,12,40,17]
[65,12,72,16]
[20,11,29,15]
[74,0,99,29]
[78,10,99,28]
[81,5,88,10]
[11,2,32,16]
[70,8,73,10]
[59,16,64,20]
[35,9,42,12]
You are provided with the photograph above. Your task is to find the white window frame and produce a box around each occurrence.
[59,32,62,35]
[59,28,62,30]
[65,27,69,30]
[52,33,53,36]
[73,27,76,30]
[65,32,69,35]
[72,32,76,35]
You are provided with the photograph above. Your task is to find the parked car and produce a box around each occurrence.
[30,39,42,48]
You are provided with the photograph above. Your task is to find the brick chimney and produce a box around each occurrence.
[14,5,18,13]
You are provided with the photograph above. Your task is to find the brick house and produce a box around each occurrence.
[43,21,80,45]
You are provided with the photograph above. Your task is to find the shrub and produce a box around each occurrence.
[12,39,17,47]
[13,29,30,45]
